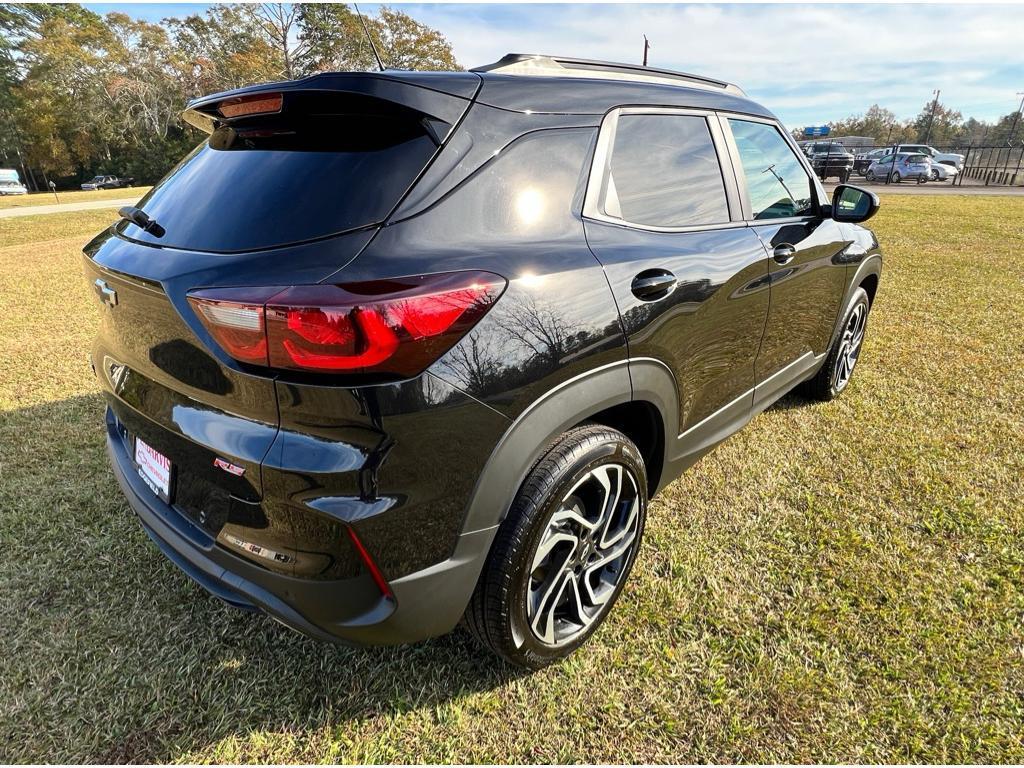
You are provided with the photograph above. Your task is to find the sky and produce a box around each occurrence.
[84,3,1024,129]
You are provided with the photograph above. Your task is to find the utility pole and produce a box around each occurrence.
[642,35,650,67]
[1006,92,1024,145]
[923,88,941,144]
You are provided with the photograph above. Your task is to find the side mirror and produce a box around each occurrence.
[832,184,879,223]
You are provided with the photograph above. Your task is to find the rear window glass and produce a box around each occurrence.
[603,113,729,228]
[124,92,438,252]
[906,154,928,163]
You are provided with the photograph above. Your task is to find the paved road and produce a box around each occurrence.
[825,182,1024,196]
[0,197,137,219]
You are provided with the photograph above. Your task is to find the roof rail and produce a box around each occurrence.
[471,53,746,97]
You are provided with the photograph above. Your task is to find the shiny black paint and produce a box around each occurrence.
[749,217,851,381]
[586,221,770,431]
[86,67,881,645]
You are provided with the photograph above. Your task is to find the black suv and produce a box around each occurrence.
[85,54,882,669]
[804,141,855,182]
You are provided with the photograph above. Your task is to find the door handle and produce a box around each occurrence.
[772,244,796,265]
[631,269,677,301]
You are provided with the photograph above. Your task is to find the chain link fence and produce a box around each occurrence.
[801,139,1024,187]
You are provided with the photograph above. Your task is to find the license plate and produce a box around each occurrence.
[134,437,173,503]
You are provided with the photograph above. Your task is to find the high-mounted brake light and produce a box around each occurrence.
[218,92,283,119]
[187,272,506,378]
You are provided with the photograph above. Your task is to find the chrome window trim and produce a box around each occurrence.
[582,106,745,234]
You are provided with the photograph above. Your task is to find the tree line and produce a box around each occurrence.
[794,102,1024,148]
[4,4,1022,190]
[0,3,460,189]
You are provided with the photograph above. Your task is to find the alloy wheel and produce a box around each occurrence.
[833,302,867,391]
[526,463,641,647]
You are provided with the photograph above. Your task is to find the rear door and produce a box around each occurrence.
[583,107,770,436]
[719,115,850,404]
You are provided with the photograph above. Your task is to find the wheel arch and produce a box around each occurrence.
[459,358,679,535]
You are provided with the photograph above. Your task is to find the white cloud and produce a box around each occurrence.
[406,3,1024,124]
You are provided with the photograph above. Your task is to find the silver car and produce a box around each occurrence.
[865,152,931,183]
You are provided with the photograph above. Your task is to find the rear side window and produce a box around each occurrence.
[125,92,439,252]
[728,119,814,220]
[602,113,729,228]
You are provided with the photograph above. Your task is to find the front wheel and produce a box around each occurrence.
[865,170,876,181]
[465,425,648,669]
[798,288,871,402]
[839,170,851,183]
[891,171,902,183]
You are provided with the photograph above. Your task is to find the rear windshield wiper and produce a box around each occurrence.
[118,206,165,238]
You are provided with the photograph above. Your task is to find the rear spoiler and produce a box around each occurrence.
[182,71,481,138]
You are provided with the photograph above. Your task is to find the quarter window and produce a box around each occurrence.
[728,119,814,220]
[602,113,730,228]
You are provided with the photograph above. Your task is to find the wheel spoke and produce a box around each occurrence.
[530,566,573,644]
[549,506,598,534]
[582,528,637,604]
[531,530,578,572]
[566,573,596,630]
[591,464,620,520]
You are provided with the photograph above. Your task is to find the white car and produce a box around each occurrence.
[928,162,958,182]
[894,144,965,171]
[0,168,28,195]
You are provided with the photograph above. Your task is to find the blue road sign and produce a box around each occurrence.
[804,126,831,137]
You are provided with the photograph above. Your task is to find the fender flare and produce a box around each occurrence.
[461,359,633,534]
[828,252,882,350]
[459,357,681,534]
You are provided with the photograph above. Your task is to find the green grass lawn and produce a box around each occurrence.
[1,198,1022,762]
[0,185,151,210]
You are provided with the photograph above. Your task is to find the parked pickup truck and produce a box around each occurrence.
[81,175,135,190]
[805,142,855,182]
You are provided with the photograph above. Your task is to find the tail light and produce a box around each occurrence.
[187,271,505,378]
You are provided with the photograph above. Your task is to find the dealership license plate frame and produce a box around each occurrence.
[134,435,174,504]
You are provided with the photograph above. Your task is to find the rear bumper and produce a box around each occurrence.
[106,412,498,645]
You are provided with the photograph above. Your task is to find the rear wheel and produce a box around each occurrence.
[465,425,647,669]
[799,288,871,402]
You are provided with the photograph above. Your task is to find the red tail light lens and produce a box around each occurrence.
[187,271,505,378]
[187,287,283,365]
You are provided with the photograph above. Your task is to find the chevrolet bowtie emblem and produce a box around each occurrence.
[93,278,117,307]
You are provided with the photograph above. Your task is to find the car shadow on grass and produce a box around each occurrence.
[1,394,527,763]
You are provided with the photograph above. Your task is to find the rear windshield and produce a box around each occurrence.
[906,154,928,163]
[124,92,438,252]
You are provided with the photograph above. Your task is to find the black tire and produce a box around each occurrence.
[465,424,648,669]
[839,170,850,183]
[891,171,901,183]
[865,170,876,182]
[798,287,871,402]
